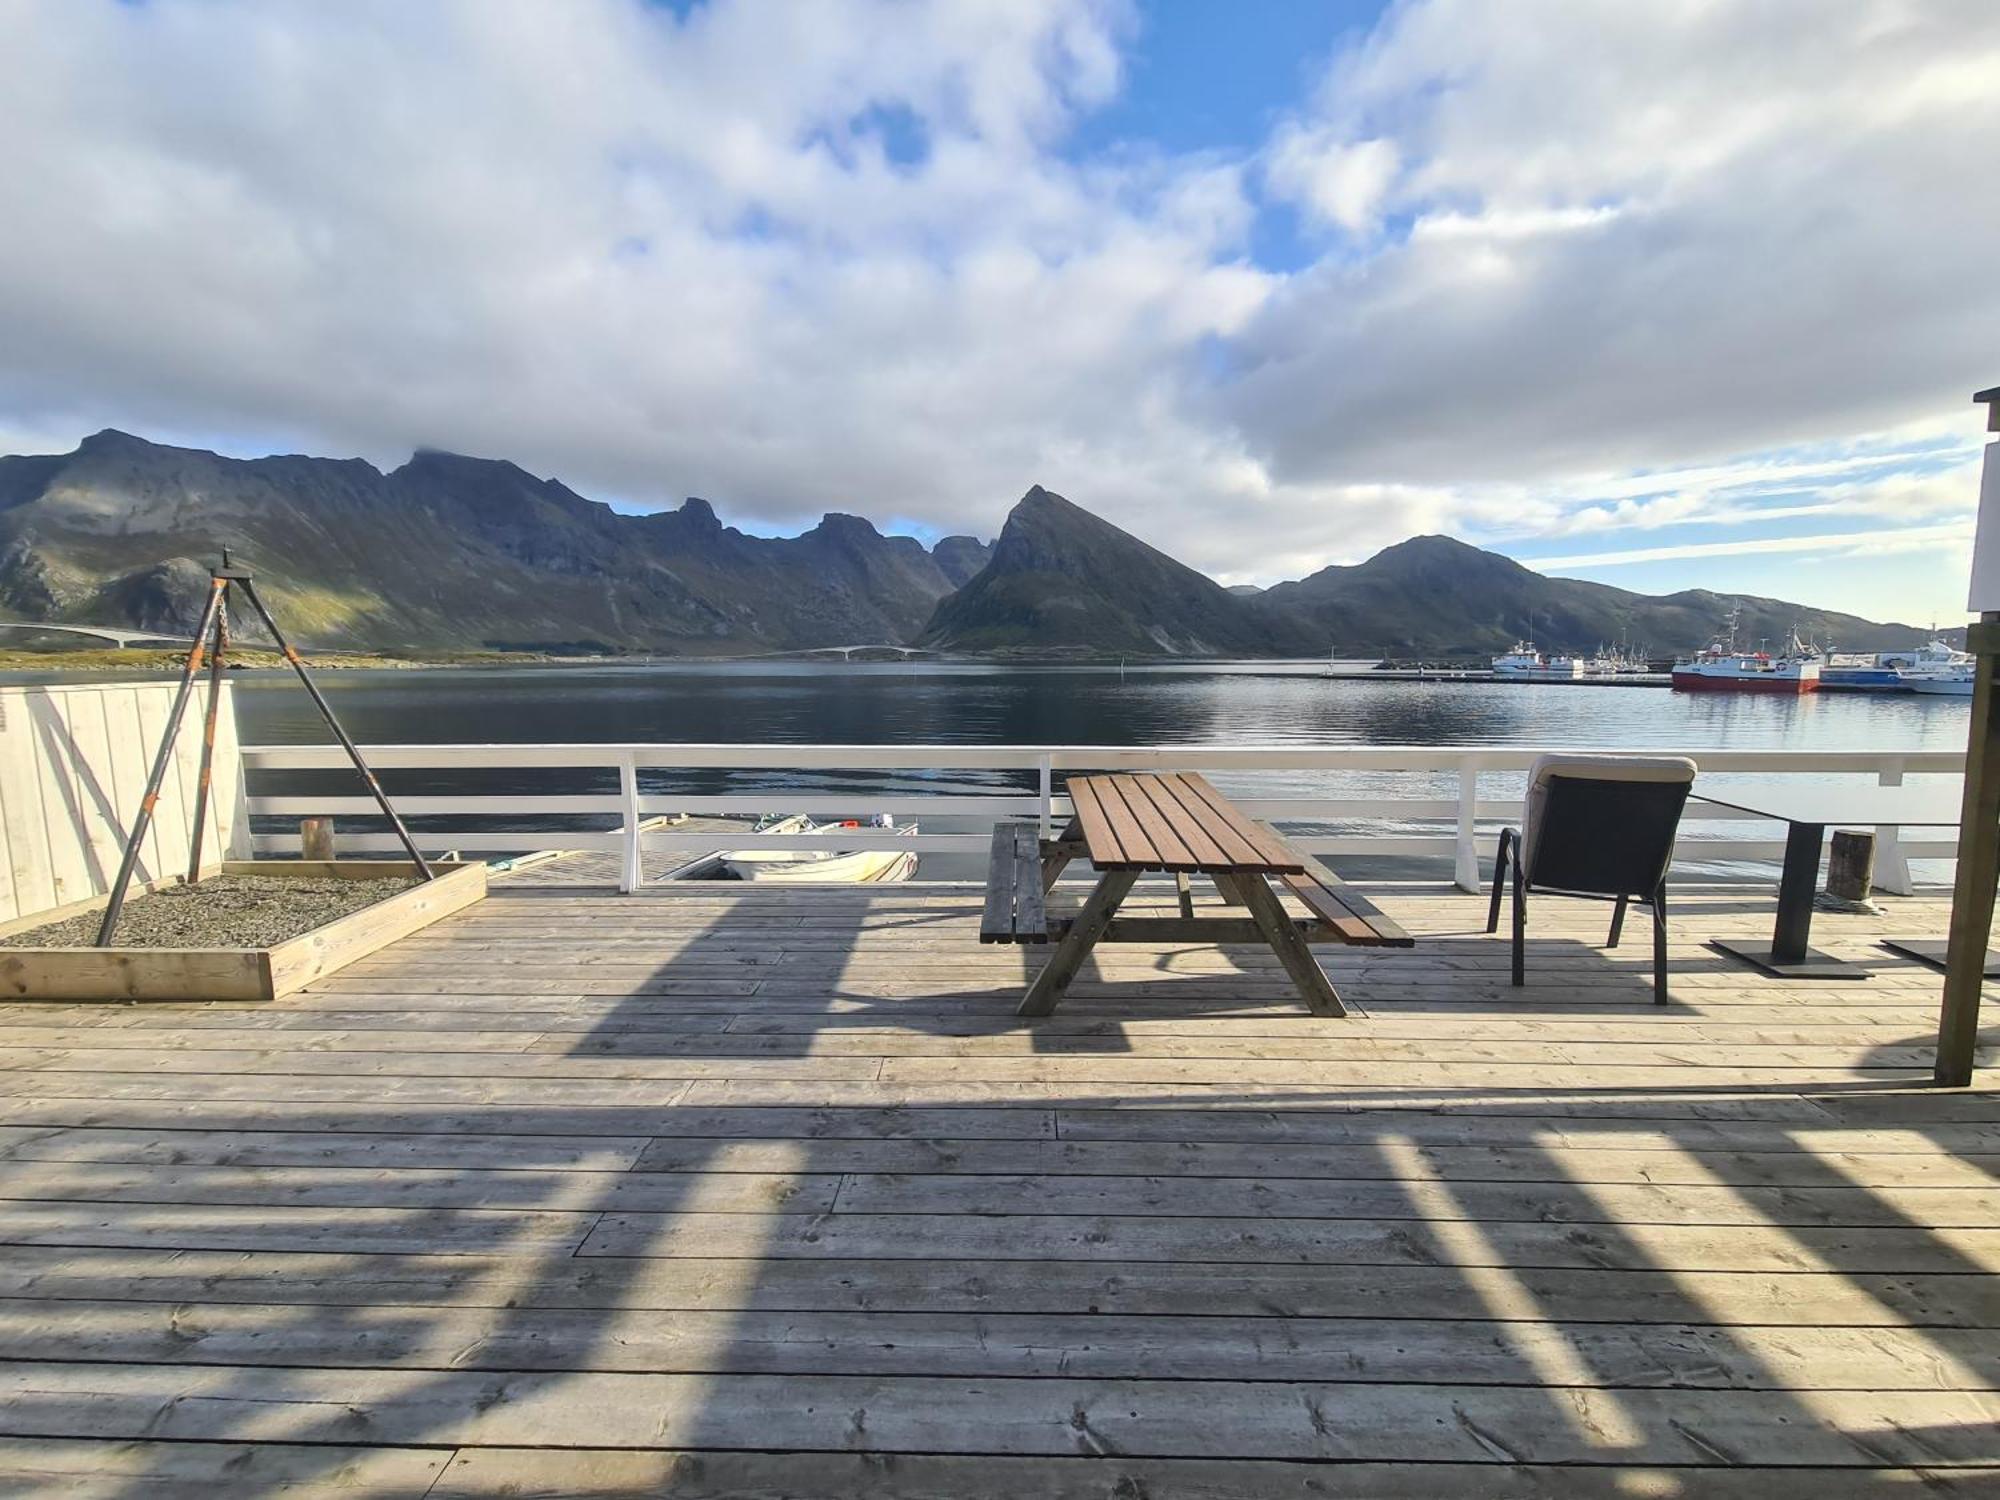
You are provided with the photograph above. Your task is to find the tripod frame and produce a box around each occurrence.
[94,555,433,946]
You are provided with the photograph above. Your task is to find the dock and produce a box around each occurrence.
[0,877,1992,1493]
[1323,669,1673,687]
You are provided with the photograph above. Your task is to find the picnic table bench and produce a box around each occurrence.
[983,771,1412,1017]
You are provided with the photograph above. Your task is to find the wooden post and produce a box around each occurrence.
[1825,830,1874,903]
[299,817,335,862]
[617,752,642,894]
[1937,615,2000,1086]
[1454,764,1481,893]
[1037,754,1053,841]
[1937,381,2000,1087]
[1875,758,1913,896]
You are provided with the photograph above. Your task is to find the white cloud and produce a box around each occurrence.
[1265,131,1399,233]
[0,0,1994,628]
[1527,520,1974,571]
[1220,0,2000,495]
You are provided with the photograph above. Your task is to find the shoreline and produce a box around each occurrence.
[0,646,1380,676]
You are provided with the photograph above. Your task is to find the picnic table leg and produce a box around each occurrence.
[1040,820,1084,894]
[1174,871,1195,920]
[1018,869,1138,1018]
[1238,873,1348,1018]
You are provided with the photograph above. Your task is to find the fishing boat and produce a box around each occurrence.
[1818,655,1909,691]
[1492,641,1584,679]
[1671,613,1819,694]
[1581,642,1651,677]
[1820,635,1970,691]
[721,814,919,883]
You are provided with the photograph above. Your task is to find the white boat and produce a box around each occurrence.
[1908,665,1974,697]
[1880,636,1971,673]
[722,815,919,883]
[1821,636,1970,691]
[1493,641,1584,679]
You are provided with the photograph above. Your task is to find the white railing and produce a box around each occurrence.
[238,743,1962,894]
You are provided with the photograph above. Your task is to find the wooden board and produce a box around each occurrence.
[0,682,245,926]
[0,860,485,1002]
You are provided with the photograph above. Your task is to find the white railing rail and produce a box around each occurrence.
[239,742,1962,894]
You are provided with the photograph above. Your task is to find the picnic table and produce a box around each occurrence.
[982,771,1412,1018]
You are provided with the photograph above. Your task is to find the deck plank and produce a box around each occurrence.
[5,1362,1999,1464]
[5,1297,1994,1387]
[424,1449,2000,1499]
[3,1242,1994,1325]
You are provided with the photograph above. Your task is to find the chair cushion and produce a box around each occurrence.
[1523,753,1697,873]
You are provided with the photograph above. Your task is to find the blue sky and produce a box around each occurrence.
[0,0,1991,627]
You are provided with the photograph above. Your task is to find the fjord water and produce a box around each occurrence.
[8,657,1953,880]
[224,658,1969,754]
[227,660,1967,876]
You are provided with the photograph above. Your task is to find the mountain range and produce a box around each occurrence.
[0,431,1936,658]
[0,430,988,653]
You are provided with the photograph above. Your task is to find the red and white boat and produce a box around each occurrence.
[1671,616,1820,694]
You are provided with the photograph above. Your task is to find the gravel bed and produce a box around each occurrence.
[3,874,421,950]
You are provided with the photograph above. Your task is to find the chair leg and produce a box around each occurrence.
[1651,882,1669,1006]
[1487,828,1514,934]
[1510,856,1527,988]
[1608,895,1628,948]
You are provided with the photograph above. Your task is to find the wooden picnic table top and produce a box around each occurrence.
[1066,771,1306,876]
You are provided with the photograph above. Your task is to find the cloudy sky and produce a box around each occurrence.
[1,0,1992,626]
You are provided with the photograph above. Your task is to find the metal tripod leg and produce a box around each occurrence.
[94,578,228,945]
[234,576,434,880]
[184,596,230,881]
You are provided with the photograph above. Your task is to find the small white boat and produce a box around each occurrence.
[1493,641,1584,679]
[722,815,919,883]
[1908,666,1974,697]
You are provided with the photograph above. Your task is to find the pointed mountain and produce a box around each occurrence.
[919,486,1306,655]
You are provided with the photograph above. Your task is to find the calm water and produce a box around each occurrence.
[217,658,1970,755]
[9,659,1966,879]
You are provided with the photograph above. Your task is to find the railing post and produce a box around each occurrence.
[1875,756,1912,896]
[1455,762,1481,893]
[1037,753,1053,840]
[618,752,641,894]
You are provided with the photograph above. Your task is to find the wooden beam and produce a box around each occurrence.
[1236,874,1348,1017]
[1016,870,1137,1018]
[979,825,1018,944]
[1047,916,1345,944]
[1937,614,2000,1086]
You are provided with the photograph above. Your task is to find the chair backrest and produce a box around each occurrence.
[1522,753,1696,898]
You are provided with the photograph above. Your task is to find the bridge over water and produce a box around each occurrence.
[761,643,935,660]
[0,620,195,648]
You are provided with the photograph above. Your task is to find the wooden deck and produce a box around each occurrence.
[0,877,1994,1496]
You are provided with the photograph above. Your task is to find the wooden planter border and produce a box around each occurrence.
[0,860,487,1002]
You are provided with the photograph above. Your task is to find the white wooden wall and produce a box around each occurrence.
[0,680,248,923]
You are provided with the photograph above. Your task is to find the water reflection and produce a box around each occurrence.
[86,659,1952,884]
[207,660,1966,755]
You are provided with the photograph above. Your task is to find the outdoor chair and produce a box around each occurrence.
[1486,753,1697,1005]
